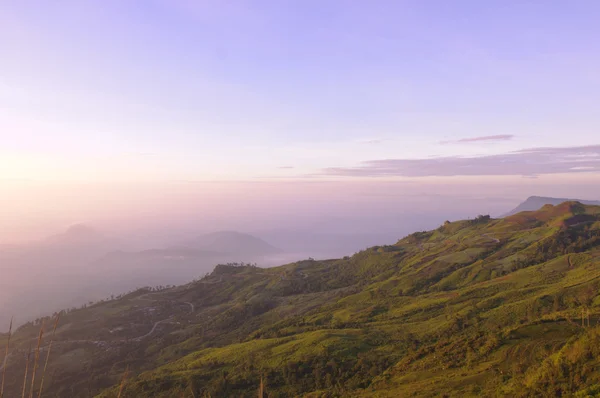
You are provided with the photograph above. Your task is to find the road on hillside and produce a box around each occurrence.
[132,317,176,342]
[482,234,500,243]
[183,301,194,313]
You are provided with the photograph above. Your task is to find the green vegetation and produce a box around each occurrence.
[3,201,600,397]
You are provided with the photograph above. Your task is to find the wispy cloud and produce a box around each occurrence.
[277,166,295,169]
[319,145,600,178]
[357,139,386,145]
[440,134,514,145]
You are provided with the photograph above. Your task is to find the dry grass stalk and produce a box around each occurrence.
[37,313,61,398]
[258,375,265,398]
[28,322,45,398]
[117,366,129,398]
[0,317,13,398]
[22,344,32,398]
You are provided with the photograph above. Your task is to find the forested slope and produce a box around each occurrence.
[3,201,600,397]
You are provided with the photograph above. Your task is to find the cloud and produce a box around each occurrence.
[357,139,385,145]
[440,134,514,144]
[319,145,600,178]
[277,166,295,169]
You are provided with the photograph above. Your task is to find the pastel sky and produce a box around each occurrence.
[1,0,599,182]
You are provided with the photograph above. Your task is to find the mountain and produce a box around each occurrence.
[46,224,105,244]
[0,224,130,329]
[37,224,128,262]
[504,195,600,216]
[3,202,600,397]
[181,230,280,256]
[0,228,280,330]
[88,248,230,291]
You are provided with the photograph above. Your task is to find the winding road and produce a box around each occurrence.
[2,273,269,370]
[132,317,176,342]
[183,301,195,313]
[482,234,500,244]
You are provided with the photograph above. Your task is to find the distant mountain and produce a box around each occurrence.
[46,224,107,244]
[89,248,230,289]
[504,196,600,216]
[43,224,128,253]
[0,228,280,330]
[6,202,600,397]
[2,224,126,265]
[181,231,280,256]
[0,224,128,329]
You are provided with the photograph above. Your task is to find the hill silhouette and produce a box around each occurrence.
[3,202,600,397]
[504,195,600,216]
[0,228,282,330]
[181,230,280,256]
[47,223,104,242]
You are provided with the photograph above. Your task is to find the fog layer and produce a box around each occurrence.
[1,177,599,329]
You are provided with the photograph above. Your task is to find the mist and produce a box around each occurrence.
[1,176,599,329]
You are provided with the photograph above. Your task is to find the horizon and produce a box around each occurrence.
[2,1,599,244]
[3,3,600,395]
[3,178,600,244]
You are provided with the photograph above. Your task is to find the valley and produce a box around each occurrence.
[2,201,600,396]
[4,3,600,396]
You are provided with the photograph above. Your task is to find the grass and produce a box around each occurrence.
[37,313,61,398]
[21,344,31,398]
[0,317,12,398]
[4,201,600,397]
[28,321,45,398]
[0,314,62,398]
[117,367,129,398]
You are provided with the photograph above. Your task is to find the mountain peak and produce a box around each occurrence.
[503,200,600,230]
[504,196,600,217]
[183,231,279,256]
[46,223,106,245]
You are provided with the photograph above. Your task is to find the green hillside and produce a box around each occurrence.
[3,201,600,397]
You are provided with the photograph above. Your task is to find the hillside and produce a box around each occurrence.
[0,225,129,330]
[504,196,600,216]
[3,202,600,397]
[0,229,281,330]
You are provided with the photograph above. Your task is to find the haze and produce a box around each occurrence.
[1,1,599,328]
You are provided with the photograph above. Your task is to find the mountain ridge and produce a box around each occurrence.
[2,202,600,397]
[0,228,281,330]
[503,195,600,217]
[180,230,281,256]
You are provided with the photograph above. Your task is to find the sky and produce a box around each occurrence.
[1,1,600,241]
[1,2,600,325]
